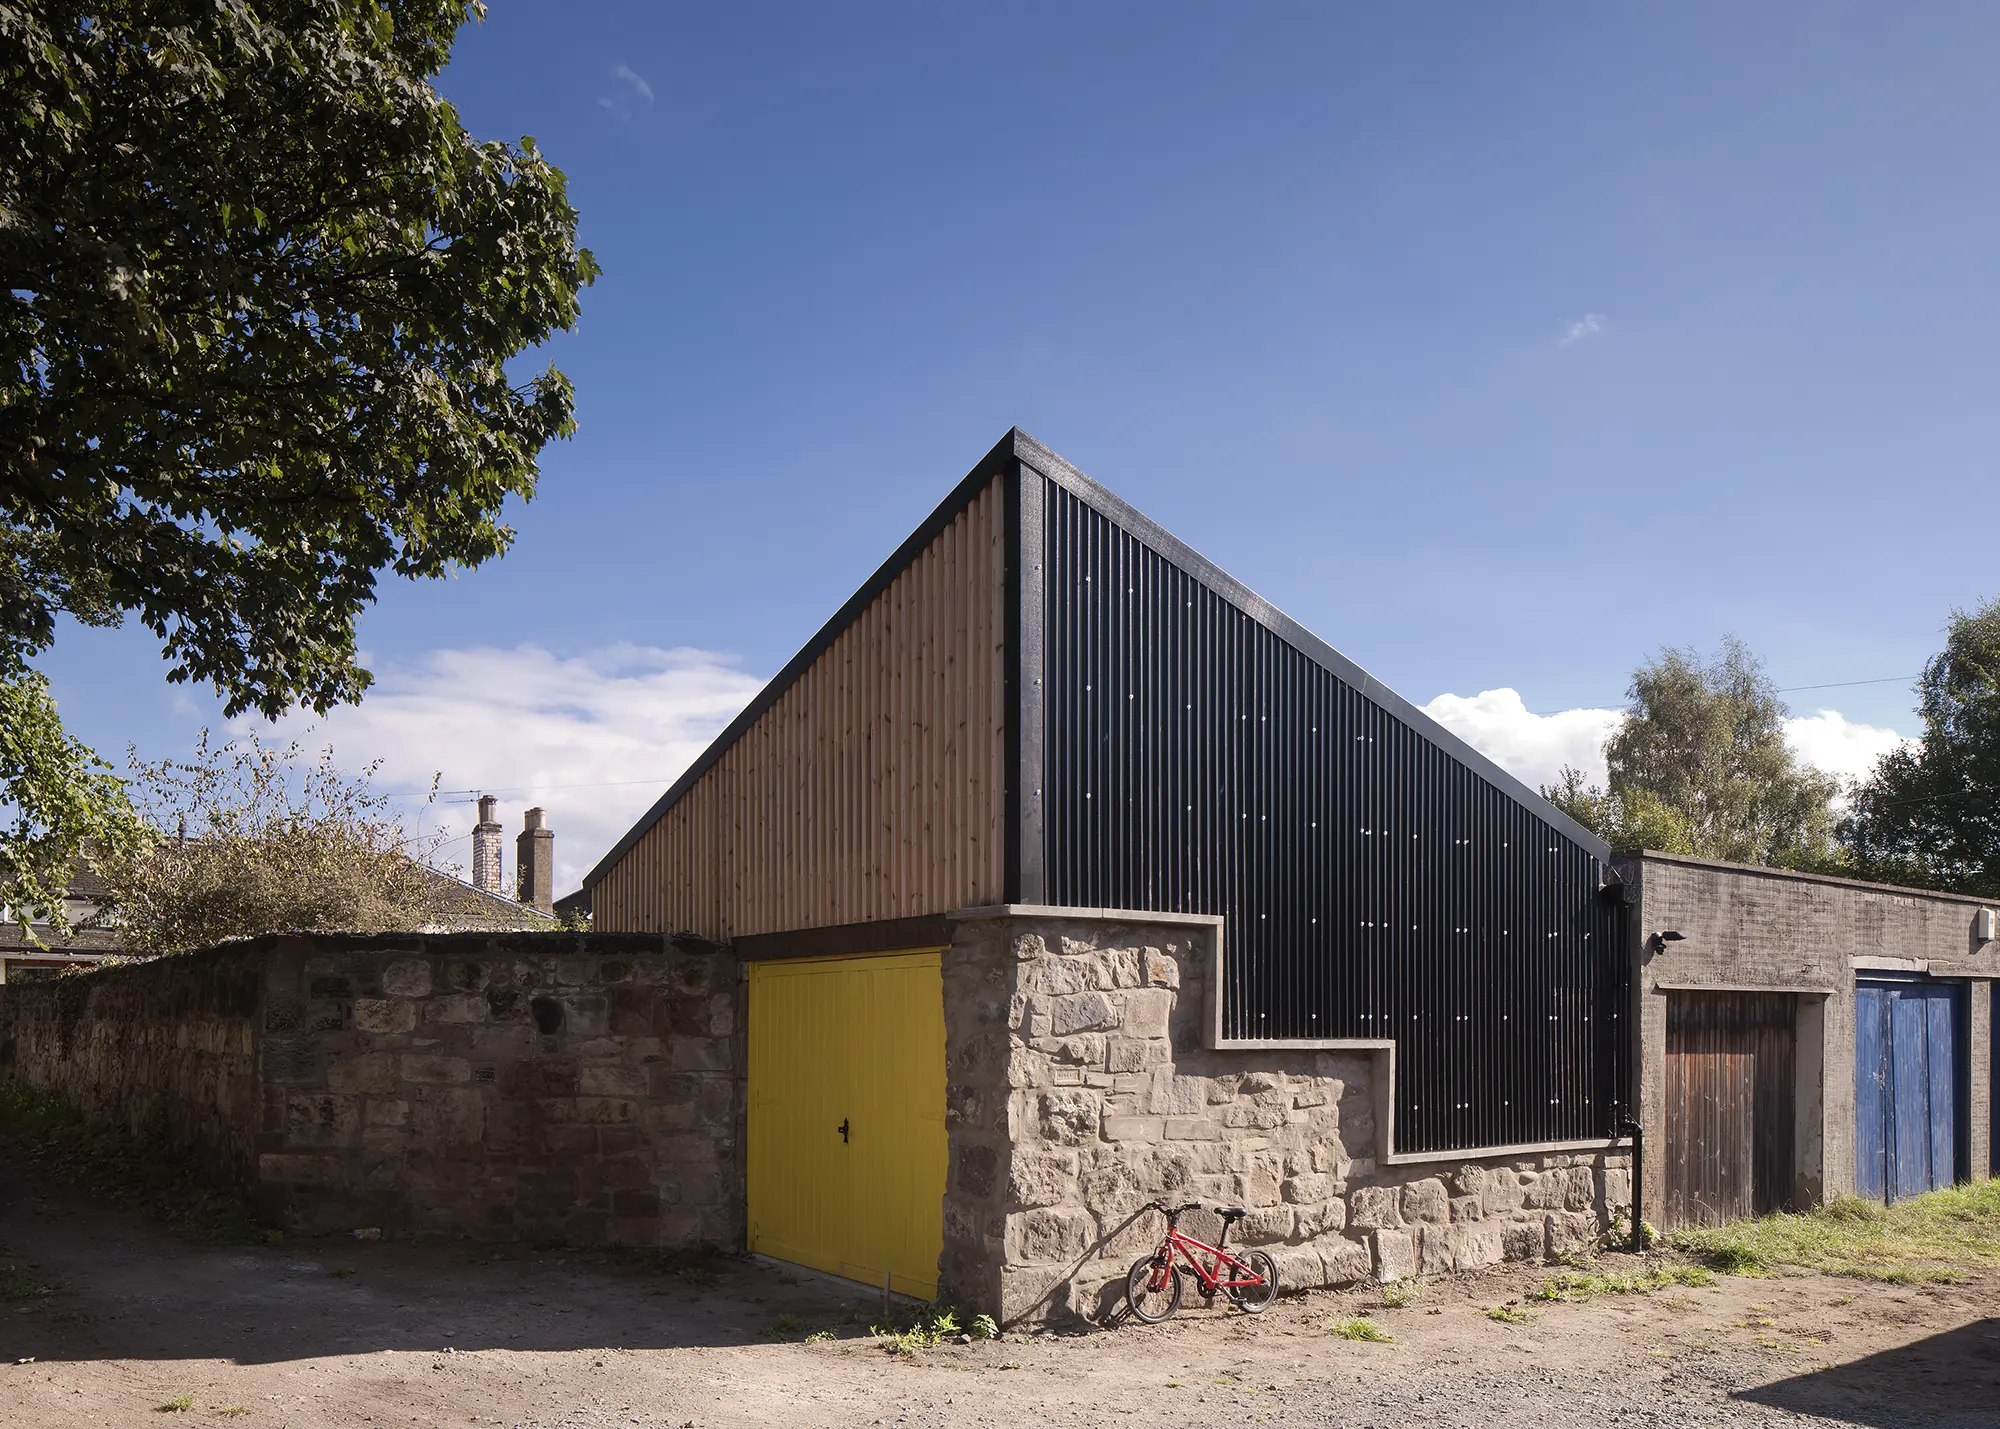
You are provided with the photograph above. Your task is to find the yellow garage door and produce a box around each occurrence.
[747,949,947,1299]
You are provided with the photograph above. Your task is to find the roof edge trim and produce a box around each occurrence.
[582,430,1023,889]
[1011,431,1617,864]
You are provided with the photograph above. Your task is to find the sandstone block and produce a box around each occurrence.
[1221,1103,1288,1131]
[1106,1039,1171,1073]
[1453,1223,1505,1271]
[1012,1208,1095,1266]
[1545,1210,1599,1258]
[1051,991,1120,1036]
[400,1053,469,1085]
[424,994,489,1025]
[366,1098,410,1126]
[1295,1199,1346,1238]
[956,1142,1000,1198]
[327,1051,396,1095]
[1240,1205,1293,1244]
[1370,1228,1417,1282]
[1449,1194,1483,1223]
[1009,1152,1079,1209]
[1148,1073,1208,1118]
[1035,1089,1101,1146]
[1400,1178,1450,1225]
[1319,1237,1374,1285]
[412,1087,484,1147]
[1102,1115,1165,1143]
[259,1153,341,1187]
[1562,1166,1598,1212]
[1240,1071,1284,1095]
[1142,949,1180,988]
[1522,1171,1566,1210]
[1282,1173,1334,1204]
[353,999,416,1036]
[1121,988,1173,1040]
[1348,1185,1401,1229]
[285,1093,362,1147]
[381,959,432,998]
[1451,1163,1488,1197]
[1416,1224,1453,1275]
[1164,1117,1225,1141]
[1482,1169,1526,1214]
[1500,1221,1543,1262]
[578,1064,649,1098]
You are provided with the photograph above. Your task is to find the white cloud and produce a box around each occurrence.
[1422,688,1622,792]
[601,62,654,117]
[1559,312,1606,346]
[1783,708,1914,788]
[247,645,764,895]
[1424,688,1915,798]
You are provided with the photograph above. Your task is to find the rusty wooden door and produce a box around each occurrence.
[1665,992,1796,1228]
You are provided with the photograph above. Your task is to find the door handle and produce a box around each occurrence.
[838,1118,850,1144]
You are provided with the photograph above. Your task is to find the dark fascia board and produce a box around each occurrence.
[1012,431,1617,865]
[582,430,1024,891]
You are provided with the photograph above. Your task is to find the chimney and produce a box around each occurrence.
[517,807,554,914]
[471,795,505,896]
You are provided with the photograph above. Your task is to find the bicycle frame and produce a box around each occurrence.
[1146,1223,1265,1295]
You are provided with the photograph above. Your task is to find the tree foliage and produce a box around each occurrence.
[1543,639,1842,868]
[96,732,464,955]
[2,0,595,717]
[1842,600,2000,895]
[0,1,592,926]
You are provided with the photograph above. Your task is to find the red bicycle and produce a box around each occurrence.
[1125,1202,1279,1322]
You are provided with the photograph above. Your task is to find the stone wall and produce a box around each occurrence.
[942,909,1628,1327]
[1629,853,1996,1216]
[0,932,743,1251]
[0,942,265,1188]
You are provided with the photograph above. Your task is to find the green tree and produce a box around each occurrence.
[1542,638,1842,868]
[0,1,594,927]
[1842,600,2000,895]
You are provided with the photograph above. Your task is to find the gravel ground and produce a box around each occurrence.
[2,1145,1994,1428]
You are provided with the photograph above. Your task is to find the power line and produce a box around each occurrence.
[1776,676,1920,693]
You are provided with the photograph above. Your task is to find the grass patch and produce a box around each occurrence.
[768,1312,806,1340]
[870,1304,996,1354]
[1328,1315,1392,1342]
[1485,1304,1535,1324]
[1532,1265,1715,1302]
[0,1082,268,1246]
[0,1244,52,1301]
[1668,1184,2000,1285]
[156,1393,194,1413]
[1378,1277,1423,1308]
[218,1410,252,1419]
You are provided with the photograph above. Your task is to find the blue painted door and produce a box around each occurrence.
[1854,980,1961,1203]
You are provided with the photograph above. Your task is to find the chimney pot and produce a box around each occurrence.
[471,796,505,896]
[518,807,555,914]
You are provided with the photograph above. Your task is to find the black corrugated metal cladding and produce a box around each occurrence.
[1039,481,1628,1155]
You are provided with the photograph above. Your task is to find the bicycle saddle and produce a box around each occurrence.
[1215,1206,1248,1219]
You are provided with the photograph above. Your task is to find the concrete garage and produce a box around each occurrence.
[1620,852,1995,1229]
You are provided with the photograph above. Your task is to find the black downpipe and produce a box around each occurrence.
[1618,1115,1644,1252]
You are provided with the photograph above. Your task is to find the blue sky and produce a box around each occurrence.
[44,2,2000,889]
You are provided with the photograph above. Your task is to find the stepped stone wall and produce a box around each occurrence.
[940,909,1629,1326]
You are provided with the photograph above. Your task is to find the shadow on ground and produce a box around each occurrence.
[1735,1318,2000,1426]
[0,1144,891,1365]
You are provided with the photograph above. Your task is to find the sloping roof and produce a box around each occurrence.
[587,429,1610,887]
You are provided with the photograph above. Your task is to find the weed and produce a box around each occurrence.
[1379,1277,1423,1309]
[0,1246,51,1301]
[768,1312,806,1340]
[1668,1183,2000,1285]
[1532,1265,1714,1302]
[157,1394,195,1413]
[1328,1316,1392,1342]
[803,1329,835,1344]
[330,1268,355,1280]
[218,1410,252,1419]
[969,1313,1000,1341]
[0,1083,267,1246]
[871,1303,970,1355]
[673,1263,717,1289]
[1485,1304,1535,1324]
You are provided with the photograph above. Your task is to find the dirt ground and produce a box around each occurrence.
[2,1150,1996,1429]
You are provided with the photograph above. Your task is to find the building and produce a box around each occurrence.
[583,430,1633,1319]
[1619,852,1994,1229]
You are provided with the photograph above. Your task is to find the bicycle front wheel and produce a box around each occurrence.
[1229,1250,1279,1313]
[1125,1256,1183,1324]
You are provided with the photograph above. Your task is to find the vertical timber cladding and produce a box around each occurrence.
[1033,470,1627,1155]
[588,478,1008,939]
[1664,991,1797,1227]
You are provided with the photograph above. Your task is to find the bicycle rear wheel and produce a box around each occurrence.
[1125,1255,1183,1324]
[1229,1250,1279,1313]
